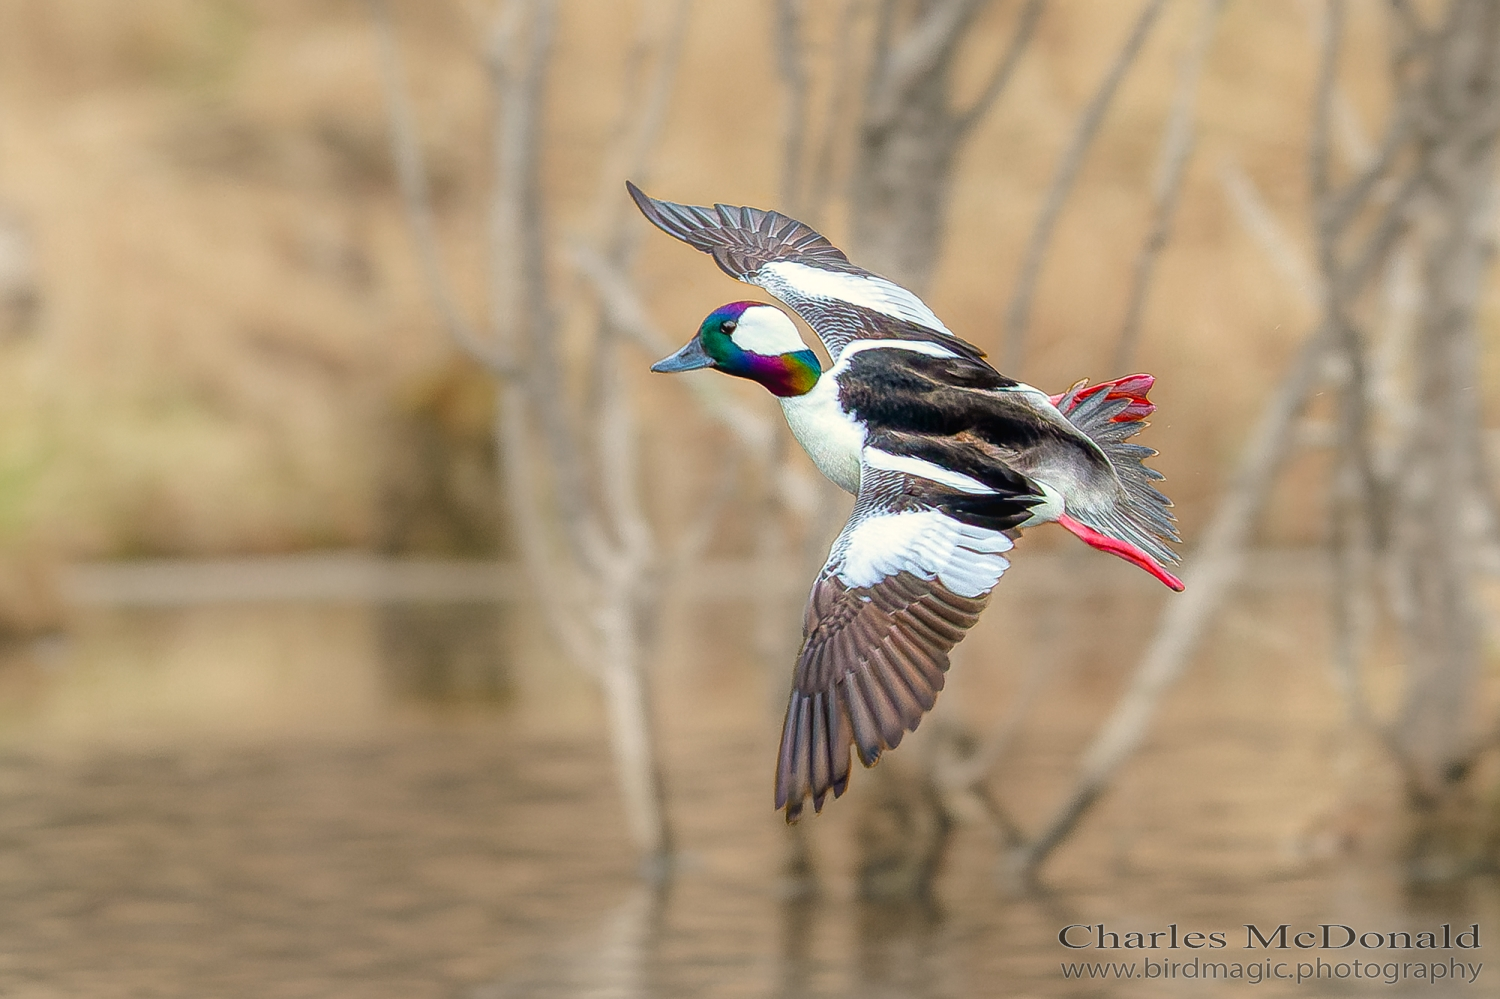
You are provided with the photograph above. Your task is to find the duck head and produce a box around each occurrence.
[651,301,821,397]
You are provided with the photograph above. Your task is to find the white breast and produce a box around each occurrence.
[779,376,864,494]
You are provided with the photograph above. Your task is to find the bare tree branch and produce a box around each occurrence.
[954,0,1047,136]
[776,0,811,212]
[591,0,693,254]
[568,245,774,453]
[1218,157,1321,309]
[1314,1,1391,766]
[368,0,512,375]
[486,0,613,575]
[1000,0,1169,372]
[1114,0,1224,371]
[1010,325,1333,882]
[999,0,1494,883]
[864,0,899,127]
[1383,0,1500,805]
[582,0,692,568]
[867,0,992,130]
[1309,0,1341,210]
[940,650,1052,790]
[850,0,1047,289]
[804,0,863,225]
[596,340,653,574]
[377,0,689,867]
[369,0,602,674]
[1008,48,1441,854]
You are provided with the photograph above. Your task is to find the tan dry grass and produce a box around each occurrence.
[0,0,1490,591]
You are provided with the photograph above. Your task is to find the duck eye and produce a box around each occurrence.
[720,320,737,334]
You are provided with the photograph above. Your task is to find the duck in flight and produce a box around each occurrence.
[629,182,1183,822]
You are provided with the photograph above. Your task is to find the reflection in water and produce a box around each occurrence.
[475,886,663,999]
[0,564,1495,997]
[852,900,945,998]
[774,895,819,999]
[376,603,513,704]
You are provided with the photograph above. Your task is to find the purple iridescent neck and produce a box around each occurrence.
[738,348,821,397]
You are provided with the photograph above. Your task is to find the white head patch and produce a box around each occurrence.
[729,304,808,356]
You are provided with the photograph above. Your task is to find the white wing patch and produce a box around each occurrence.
[835,339,958,361]
[837,510,1013,598]
[760,261,954,336]
[864,449,995,495]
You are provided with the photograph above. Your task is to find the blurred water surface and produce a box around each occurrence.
[0,555,1494,998]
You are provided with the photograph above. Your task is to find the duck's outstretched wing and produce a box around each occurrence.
[627,181,986,363]
[775,437,1044,822]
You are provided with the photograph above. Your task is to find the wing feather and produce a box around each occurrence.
[775,452,1045,821]
[628,182,987,361]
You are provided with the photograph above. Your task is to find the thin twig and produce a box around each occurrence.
[954,0,1047,136]
[1001,0,1169,372]
[1217,158,1321,309]
[368,0,511,375]
[1114,0,1224,371]
[1011,326,1333,881]
[595,0,693,255]
[568,244,775,453]
[944,650,1053,788]
[866,0,992,131]
[776,0,810,213]
[804,0,863,226]
[1309,0,1341,211]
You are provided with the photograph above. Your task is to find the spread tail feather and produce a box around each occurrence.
[1054,375,1181,565]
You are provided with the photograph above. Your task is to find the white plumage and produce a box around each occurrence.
[728,304,807,355]
[779,376,865,493]
[760,261,954,341]
[863,449,997,494]
[836,506,1014,598]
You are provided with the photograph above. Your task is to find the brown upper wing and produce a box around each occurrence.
[627,182,990,363]
[627,180,857,280]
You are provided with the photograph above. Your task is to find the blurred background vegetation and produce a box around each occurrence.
[1,1,1499,996]
[0,0,1381,582]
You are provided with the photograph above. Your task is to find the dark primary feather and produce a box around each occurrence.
[778,571,986,821]
[776,463,1041,822]
[627,180,859,279]
[628,182,988,361]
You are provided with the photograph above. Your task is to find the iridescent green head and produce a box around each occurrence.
[651,302,821,397]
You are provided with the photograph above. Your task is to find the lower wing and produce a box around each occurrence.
[776,441,1043,822]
